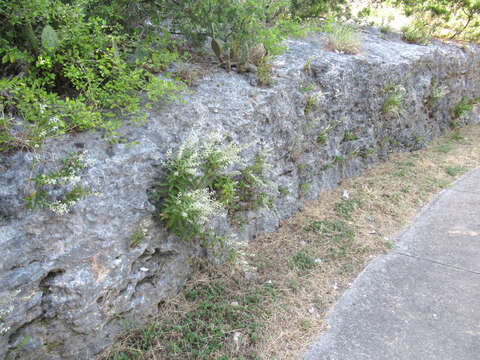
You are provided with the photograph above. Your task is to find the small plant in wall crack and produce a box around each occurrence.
[383,84,405,119]
[153,132,272,249]
[427,79,449,108]
[25,151,96,215]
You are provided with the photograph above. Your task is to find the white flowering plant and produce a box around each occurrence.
[154,132,271,247]
[25,151,94,215]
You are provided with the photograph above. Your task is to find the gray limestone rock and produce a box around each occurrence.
[1,29,479,359]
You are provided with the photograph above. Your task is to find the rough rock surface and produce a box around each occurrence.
[1,29,479,359]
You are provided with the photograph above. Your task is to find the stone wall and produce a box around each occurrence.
[1,29,479,359]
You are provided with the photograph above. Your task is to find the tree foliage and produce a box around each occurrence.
[392,0,480,41]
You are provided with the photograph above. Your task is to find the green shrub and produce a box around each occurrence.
[290,0,350,19]
[0,0,183,151]
[157,0,300,66]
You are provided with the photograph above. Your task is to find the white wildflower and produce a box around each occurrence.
[47,200,74,216]
[182,188,222,227]
[68,175,81,185]
[45,178,57,185]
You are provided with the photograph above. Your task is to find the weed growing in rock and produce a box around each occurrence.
[300,182,310,196]
[427,79,449,108]
[323,17,362,54]
[304,93,320,115]
[383,84,405,119]
[278,185,289,196]
[25,152,95,215]
[453,97,480,122]
[154,132,271,249]
[256,57,274,86]
[343,128,359,142]
[130,228,147,248]
[380,25,392,34]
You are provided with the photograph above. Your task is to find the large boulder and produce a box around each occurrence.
[1,29,479,359]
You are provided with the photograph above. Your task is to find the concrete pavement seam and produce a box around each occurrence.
[391,250,480,275]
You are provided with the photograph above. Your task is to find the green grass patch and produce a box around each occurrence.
[290,249,317,274]
[110,279,274,359]
[444,165,468,177]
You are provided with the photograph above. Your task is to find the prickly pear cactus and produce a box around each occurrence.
[240,43,249,66]
[211,38,223,61]
[41,25,58,54]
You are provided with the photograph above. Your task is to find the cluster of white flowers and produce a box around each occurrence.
[77,150,96,167]
[182,188,223,227]
[47,200,77,216]
[48,117,60,133]
[164,132,201,177]
[63,174,81,186]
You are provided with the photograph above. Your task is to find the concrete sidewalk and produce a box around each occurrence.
[303,167,480,360]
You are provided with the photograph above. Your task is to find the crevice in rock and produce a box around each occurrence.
[39,269,65,319]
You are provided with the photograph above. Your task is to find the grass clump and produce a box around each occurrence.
[323,18,362,54]
[401,20,431,45]
[334,198,362,220]
[290,249,317,274]
[444,165,468,177]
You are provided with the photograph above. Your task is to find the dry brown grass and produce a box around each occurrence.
[105,125,480,360]
[254,125,480,359]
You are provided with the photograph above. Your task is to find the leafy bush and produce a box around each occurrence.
[157,0,300,68]
[393,0,480,42]
[290,0,350,19]
[0,0,183,151]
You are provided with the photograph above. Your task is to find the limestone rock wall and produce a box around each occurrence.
[1,29,479,359]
